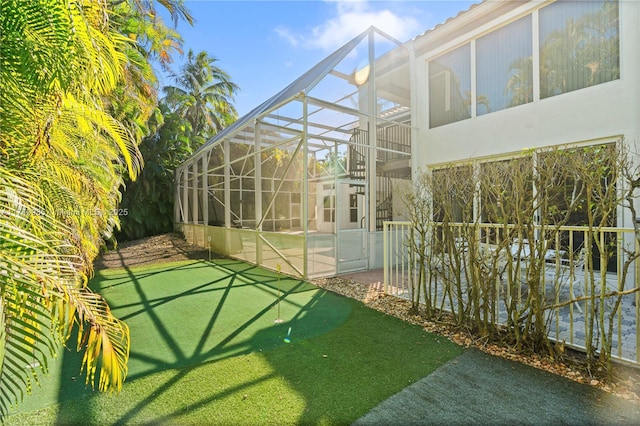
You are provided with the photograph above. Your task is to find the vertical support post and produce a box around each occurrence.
[302,96,309,279]
[532,10,541,102]
[470,39,477,118]
[202,153,209,227]
[255,120,263,266]
[192,159,199,225]
[174,168,181,224]
[182,164,189,224]
[383,221,388,293]
[409,45,419,180]
[618,138,633,291]
[334,138,340,275]
[224,139,231,228]
[366,29,377,233]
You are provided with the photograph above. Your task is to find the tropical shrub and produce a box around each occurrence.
[0,0,191,416]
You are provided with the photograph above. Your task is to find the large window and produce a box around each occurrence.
[539,0,619,99]
[537,144,618,271]
[480,157,533,226]
[537,144,616,227]
[476,15,533,115]
[429,44,471,128]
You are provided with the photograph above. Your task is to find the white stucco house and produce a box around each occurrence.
[175,0,639,280]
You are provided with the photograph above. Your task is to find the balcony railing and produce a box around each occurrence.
[348,124,411,177]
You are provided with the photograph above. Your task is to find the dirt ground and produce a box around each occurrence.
[93,232,212,270]
[94,232,640,404]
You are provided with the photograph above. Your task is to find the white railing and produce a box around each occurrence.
[383,221,640,366]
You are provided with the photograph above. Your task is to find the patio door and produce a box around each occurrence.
[337,181,368,273]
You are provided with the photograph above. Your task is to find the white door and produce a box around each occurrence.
[337,181,368,273]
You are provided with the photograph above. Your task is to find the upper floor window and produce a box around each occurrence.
[428,0,620,128]
[429,44,471,128]
[539,0,619,99]
[476,15,533,115]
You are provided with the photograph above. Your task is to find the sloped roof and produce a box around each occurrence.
[190,28,373,158]
[410,0,483,42]
[187,3,486,161]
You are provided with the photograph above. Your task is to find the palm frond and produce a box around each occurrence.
[0,0,180,416]
[61,93,143,179]
[0,168,130,416]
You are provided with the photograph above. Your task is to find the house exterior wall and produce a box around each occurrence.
[408,0,639,235]
[413,0,639,172]
[315,182,363,233]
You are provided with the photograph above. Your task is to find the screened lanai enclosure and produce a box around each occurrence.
[175,28,414,278]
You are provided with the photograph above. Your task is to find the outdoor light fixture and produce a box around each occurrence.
[354,64,370,86]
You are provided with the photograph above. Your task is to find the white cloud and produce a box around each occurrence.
[274,26,301,47]
[276,0,421,51]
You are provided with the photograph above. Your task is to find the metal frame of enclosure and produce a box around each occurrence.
[174,27,414,279]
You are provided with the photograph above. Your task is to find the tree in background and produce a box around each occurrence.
[118,49,239,241]
[118,106,194,240]
[163,49,239,145]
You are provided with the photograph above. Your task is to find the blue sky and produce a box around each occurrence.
[159,0,477,116]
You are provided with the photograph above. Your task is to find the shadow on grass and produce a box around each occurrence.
[51,257,352,423]
[3,256,463,425]
[13,260,637,424]
[100,296,463,426]
[111,287,342,425]
[259,302,463,425]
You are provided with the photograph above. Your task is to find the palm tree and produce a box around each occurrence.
[163,49,239,145]
[110,0,194,28]
[107,0,195,154]
[0,0,190,416]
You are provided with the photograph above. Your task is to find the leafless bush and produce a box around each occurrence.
[402,140,640,375]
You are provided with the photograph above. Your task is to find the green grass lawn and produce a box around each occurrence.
[6,259,462,425]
